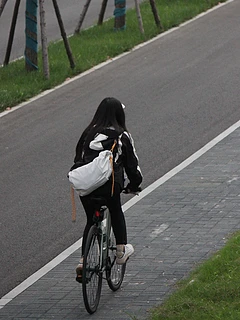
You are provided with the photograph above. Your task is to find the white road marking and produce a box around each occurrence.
[150,224,169,238]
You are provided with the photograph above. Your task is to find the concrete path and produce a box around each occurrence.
[1,121,240,319]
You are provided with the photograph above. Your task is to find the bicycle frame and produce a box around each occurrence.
[94,206,112,273]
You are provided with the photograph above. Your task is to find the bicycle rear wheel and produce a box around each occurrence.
[106,228,126,291]
[82,225,102,314]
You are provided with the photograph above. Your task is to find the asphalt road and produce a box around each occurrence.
[1,0,240,299]
[0,0,136,65]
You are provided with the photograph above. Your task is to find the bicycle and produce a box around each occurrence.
[80,196,126,314]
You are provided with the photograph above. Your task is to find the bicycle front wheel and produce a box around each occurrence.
[82,225,102,314]
[106,228,126,291]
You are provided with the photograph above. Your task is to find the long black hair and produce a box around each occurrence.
[75,97,127,161]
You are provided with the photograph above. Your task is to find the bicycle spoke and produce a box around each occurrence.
[106,229,126,291]
[82,226,102,314]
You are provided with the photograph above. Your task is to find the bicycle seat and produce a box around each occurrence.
[90,196,107,209]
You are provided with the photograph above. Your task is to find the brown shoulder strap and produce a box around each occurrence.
[111,139,117,152]
[110,139,117,196]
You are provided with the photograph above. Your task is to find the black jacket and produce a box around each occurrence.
[72,128,142,190]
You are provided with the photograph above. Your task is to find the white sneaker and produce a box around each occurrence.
[116,244,134,264]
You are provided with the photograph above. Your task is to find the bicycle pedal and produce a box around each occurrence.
[76,276,82,284]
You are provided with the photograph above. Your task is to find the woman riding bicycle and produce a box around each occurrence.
[70,97,143,279]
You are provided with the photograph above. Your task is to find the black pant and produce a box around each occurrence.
[80,181,127,256]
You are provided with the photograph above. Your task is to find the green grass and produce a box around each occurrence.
[150,231,240,320]
[0,0,227,112]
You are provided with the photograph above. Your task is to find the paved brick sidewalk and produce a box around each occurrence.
[1,127,240,320]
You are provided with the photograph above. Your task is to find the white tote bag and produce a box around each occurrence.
[68,143,116,196]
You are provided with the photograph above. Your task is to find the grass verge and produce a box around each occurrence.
[150,231,240,320]
[0,0,227,113]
